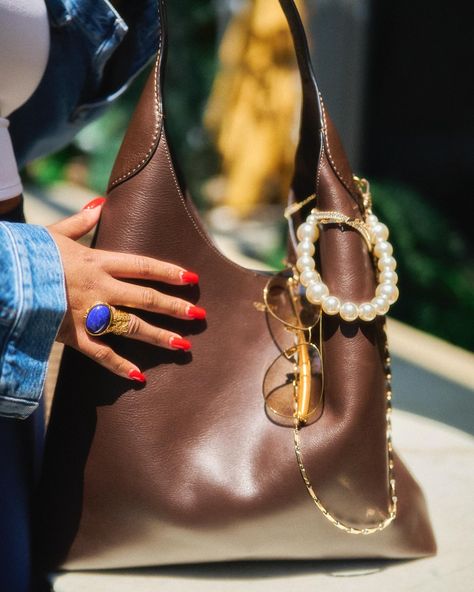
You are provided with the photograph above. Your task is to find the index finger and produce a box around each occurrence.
[98,251,199,286]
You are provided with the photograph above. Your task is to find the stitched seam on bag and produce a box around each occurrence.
[319,94,356,199]
[108,13,163,189]
[315,130,325,198]
[161,135,260,276]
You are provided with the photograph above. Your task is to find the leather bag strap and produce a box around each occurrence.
[161,0,324,203]
[277,0,324,202]
[109,0,324,208]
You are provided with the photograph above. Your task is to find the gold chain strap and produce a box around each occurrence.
[293,320,397,534]
[284,190,373,252]
[284,176,373,220]
[284,194,317,219]
[283,177,397,533]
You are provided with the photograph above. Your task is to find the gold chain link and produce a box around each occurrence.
[353,176,373,214]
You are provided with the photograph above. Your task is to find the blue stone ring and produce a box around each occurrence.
[84,302,131,337]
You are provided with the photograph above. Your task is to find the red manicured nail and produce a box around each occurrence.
[187,305,206,320]
[181,271,199,285]
[82,196,106,210]
[170,337,192,351]
[128,369,146,383]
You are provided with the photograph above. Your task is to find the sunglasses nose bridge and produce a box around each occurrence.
[264,277,321,331]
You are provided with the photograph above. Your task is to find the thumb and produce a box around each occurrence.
[48,197,106,240]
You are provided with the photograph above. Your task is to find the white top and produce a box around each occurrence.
[0,0,50,201]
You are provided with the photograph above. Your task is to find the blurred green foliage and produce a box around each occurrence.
[25,1,473,351]
[370,182,474,350]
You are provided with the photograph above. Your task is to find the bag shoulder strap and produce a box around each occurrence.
[279,0,325,203]
[108,0,357,209]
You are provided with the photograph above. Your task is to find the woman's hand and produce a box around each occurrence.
[48,198,204,383]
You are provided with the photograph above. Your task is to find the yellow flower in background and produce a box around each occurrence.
[205,0,306,217]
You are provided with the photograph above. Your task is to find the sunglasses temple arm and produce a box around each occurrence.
[284,278,312,424]
[296,329,312,423]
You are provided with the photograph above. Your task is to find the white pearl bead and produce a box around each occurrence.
[376,283,399,304]
[358,302,377,322]
[373,240,393,258]
[372,296,390,315]
[306,214,317,225]
[377,255,397,272]
[379,270,398,285]
[296,255,315,272]
[371,222,389,243]
[297,222,318,242]
[296,240,315,257]
[306,281,329,304]
[366,214,379,226]
[340,302,358,322]
[321,295,340,315]
[299,269,319,287]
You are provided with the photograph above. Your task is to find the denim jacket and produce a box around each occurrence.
[0,0,159,419]
[10,0,159,167]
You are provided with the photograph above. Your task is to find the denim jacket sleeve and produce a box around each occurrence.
[0,222,66,419]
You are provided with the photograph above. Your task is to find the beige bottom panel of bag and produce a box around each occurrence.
[50,410,474,592]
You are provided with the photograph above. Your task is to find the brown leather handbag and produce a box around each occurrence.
[36,0,435,570]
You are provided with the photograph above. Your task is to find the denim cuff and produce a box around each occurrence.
[0,223,66,419]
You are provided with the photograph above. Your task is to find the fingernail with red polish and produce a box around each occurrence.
[170,337,192,351]
[128,369,146,383]
[181,271,199,285]
[82,196,106,210]
[187,305,206,320]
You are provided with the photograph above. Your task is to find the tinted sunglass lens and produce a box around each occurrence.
[265,275,320,330]
[263,343,323,426]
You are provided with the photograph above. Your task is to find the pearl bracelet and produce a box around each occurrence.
[295,209,399,322]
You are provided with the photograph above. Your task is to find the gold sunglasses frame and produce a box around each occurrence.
[263,270,324,424]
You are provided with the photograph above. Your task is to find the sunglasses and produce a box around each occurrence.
[262,268,324,426]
